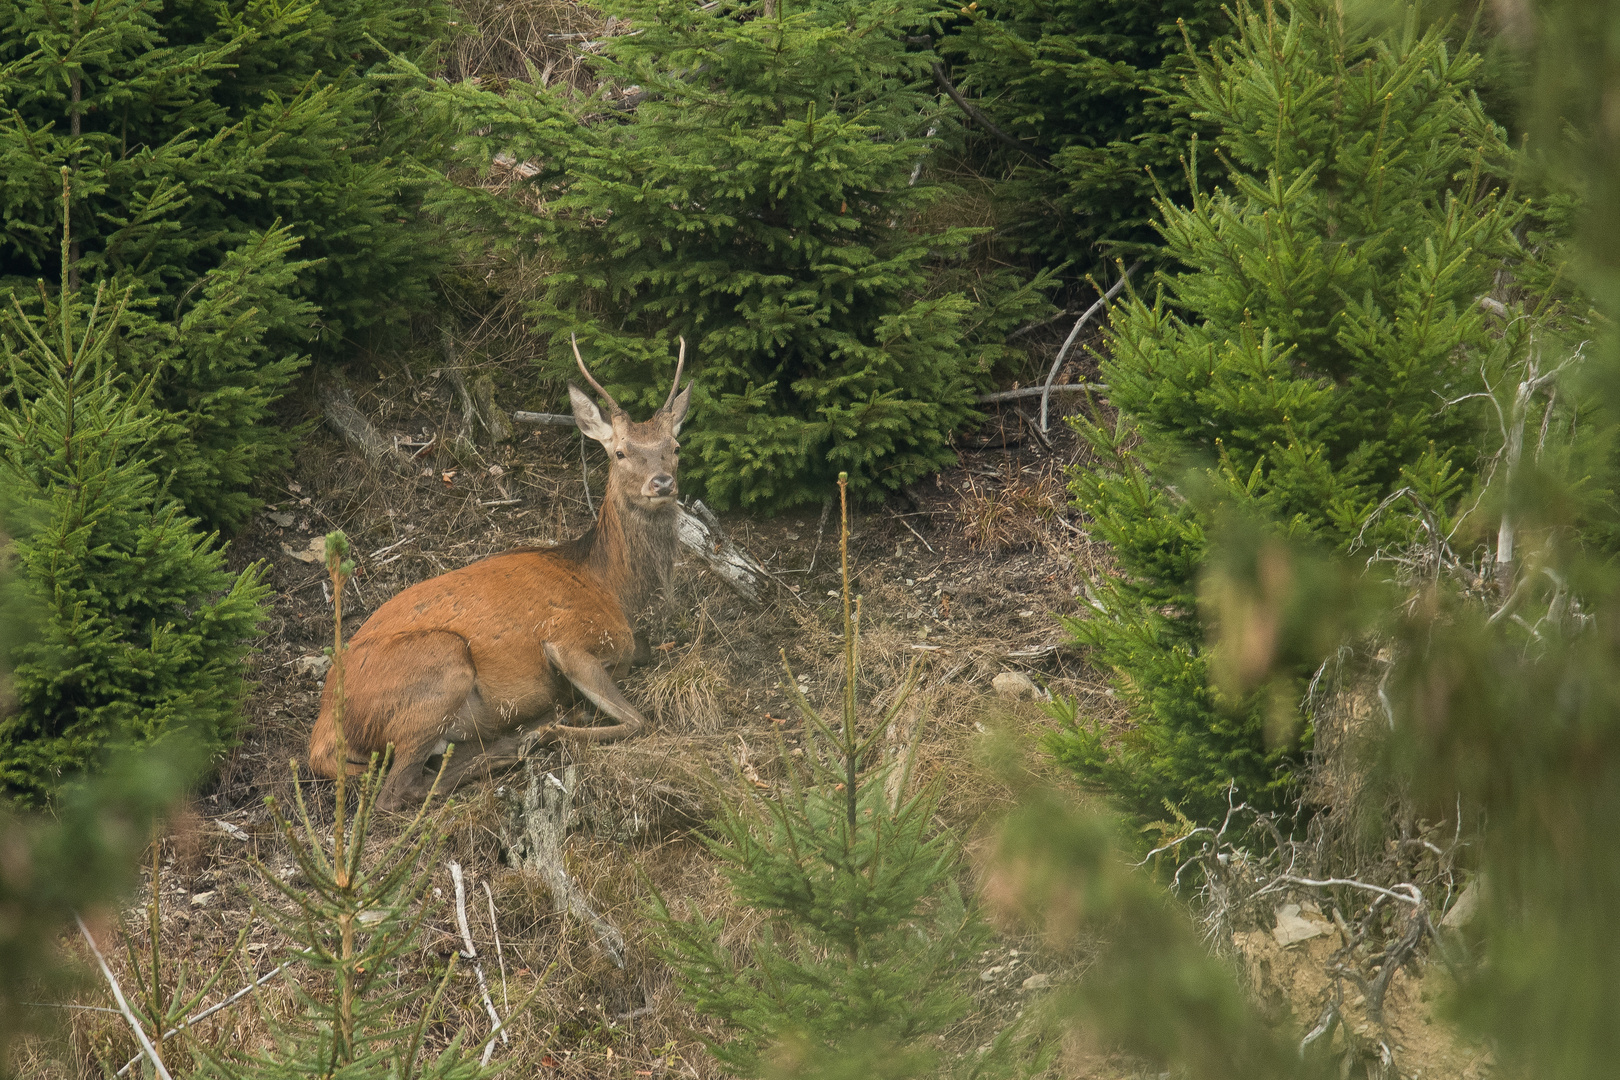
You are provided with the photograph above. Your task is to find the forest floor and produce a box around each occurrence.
[23,342,1489,1079]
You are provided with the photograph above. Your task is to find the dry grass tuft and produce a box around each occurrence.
[446,0,607,89]
[956,467,1070,553]
[642,626,730,736]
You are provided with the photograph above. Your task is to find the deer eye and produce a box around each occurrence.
[615,450,626,459]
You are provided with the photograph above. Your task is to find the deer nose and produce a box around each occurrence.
[649,474,676,497]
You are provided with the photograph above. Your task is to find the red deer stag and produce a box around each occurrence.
[309,337,690,810]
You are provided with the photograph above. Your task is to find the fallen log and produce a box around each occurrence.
[319,384,416,475]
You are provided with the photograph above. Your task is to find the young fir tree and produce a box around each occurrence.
[428,0,1053,511]
[0,183,268,802]
[0,0,447,346]
[652,476,1027,1079]
[1052,0,1552,821]
[942,0,1227,275]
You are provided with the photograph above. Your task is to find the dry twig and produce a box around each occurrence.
[75,914,175,1080]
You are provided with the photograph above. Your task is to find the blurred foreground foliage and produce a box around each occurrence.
[988,0,1620,1077]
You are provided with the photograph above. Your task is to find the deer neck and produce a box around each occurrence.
[581,488,676,617]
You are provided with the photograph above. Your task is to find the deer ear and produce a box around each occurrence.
[568,384,616,445]
[666,382,691,436]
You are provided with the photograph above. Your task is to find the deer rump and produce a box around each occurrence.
[309,335,688,811]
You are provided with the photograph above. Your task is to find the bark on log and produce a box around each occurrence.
[319,384,416,475]
[677,499,765,606]
[502,762,627,967]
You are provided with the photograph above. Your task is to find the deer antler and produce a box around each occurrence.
[664,336,687,411]
[572,332,621,413]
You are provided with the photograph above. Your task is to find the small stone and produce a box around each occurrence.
[1020,973,1051,991]
[1273,902,1332,946]
[1441,878,1482,930]
[297,654,332,678]
[189,891,217,908]
[979,966,1004,982]
[282,536,326,563]
[992,672,1039,700]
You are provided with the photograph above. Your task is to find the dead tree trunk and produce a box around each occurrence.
[502,762,626,968]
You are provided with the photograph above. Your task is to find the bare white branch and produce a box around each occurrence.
[448,860,506,1066]
[75,913,175,1080]
[1039,261,1142,432]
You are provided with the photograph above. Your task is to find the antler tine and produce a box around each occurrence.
[663,336,687,410]
[571,332,620,413]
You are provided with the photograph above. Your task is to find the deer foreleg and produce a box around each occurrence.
[542,642,647,742]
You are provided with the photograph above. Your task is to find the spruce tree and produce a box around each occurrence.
[942,0,1227,275]
[1052,0,1555,820]
[0,0,447,346]
[652,477,1025,1078]
[0,186,268,802]
[0,0,449,527]
[429,0,1052,511]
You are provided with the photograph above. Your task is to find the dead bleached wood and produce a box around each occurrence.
[447,860,507,1066]
[442,329,514,446]
[76,914,176,1080]
[677,498,766,606]
[320,385,416,475]
[513,411,579,426]
[1039,260,1142,432]
[503,763,626,968]
[978,383,1106,404]
[115,963,292,1078]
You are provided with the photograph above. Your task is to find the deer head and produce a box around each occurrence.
[567,335,691,509]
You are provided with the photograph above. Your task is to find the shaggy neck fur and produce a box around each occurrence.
[573,482,678,617]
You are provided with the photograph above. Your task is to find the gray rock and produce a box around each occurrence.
[992,671,1039,700]
[1020,973,1052,991]
[1273,902,1332,946]
[1441,878,1482,930]
[297,654,332,678]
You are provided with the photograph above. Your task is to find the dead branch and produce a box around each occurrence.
[115,963,293,1077]
[448,860,507,1066]
[503,763,627,967]
[1040,261,1141,432]
[75,914,175,1080]
[482,880,509,1013]
[319,385,417,476]
[513,411,579,426]
[929,62,1044,162]
[977,383,1105,404]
